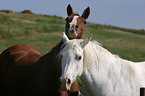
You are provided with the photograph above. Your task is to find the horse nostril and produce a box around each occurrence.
[75,25,78,28]
[66,78,71,85]
[70,30,74,34]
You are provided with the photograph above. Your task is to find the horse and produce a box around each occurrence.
[0,42,79,96]
[59,33,145,96]
[65,4,90,39]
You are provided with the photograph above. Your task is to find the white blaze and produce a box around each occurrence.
[69,16,79,27]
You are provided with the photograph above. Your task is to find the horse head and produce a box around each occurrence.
[59,32,92,91]
[65,4,90,39]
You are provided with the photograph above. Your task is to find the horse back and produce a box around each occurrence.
[1,44,41,65]
[0,44,42,95]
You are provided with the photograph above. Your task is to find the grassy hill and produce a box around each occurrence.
[0,11,145,62]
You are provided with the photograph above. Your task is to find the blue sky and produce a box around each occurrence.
[1,0,145,29]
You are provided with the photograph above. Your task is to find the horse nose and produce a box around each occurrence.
[66,78,71,85]
[70,30,74,34]
[59,77,71,91]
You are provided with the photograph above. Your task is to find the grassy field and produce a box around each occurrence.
[0,11,145,62]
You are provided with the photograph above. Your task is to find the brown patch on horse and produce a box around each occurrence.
[2,44,42,66]
[0,44,42,95]
[65,4,90,39]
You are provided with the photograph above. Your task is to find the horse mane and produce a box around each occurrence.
[58,39,83,57]
[50,40,64,56]
[83,40,142,79]
[84,40,116,59]
[83,40,122,70]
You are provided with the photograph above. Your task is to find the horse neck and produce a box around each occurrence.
[32,40,64,95]
[38,41,63,76]
[50,40,64,56]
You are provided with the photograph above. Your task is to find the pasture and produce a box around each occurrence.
[0,11,145,62]
[0,10,145,96]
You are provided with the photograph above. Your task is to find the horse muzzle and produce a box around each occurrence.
[67,29,78,39]
[60,77,72,91]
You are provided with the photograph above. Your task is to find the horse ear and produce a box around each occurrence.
[80,35,92,49]
[63,32,70,43]
[67,4,73,16]
[81,7,90,19]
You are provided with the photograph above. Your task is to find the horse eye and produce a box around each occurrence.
[76,55,82,61]
[83,21,86,24]
[78,56,82,60]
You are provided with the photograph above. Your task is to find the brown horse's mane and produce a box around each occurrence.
[39,40,64,79]
[50,40,64,56]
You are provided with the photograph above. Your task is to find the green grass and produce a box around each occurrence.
[0,32,62,54]
[83,25,145,62]
[1,11,145,89]
[0,11,145,62]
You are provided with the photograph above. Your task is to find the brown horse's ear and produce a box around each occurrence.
[67,4,73,16]
[82,7,90,19]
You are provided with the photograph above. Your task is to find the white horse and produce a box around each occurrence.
[59,32,145,96]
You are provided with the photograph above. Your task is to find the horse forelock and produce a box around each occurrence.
[58,39,83,58]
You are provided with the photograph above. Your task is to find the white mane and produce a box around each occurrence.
[80,40,145,96]
[83,40,117,70]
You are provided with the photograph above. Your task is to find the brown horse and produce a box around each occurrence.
[0,43,79,96]
[65,4,90,39]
